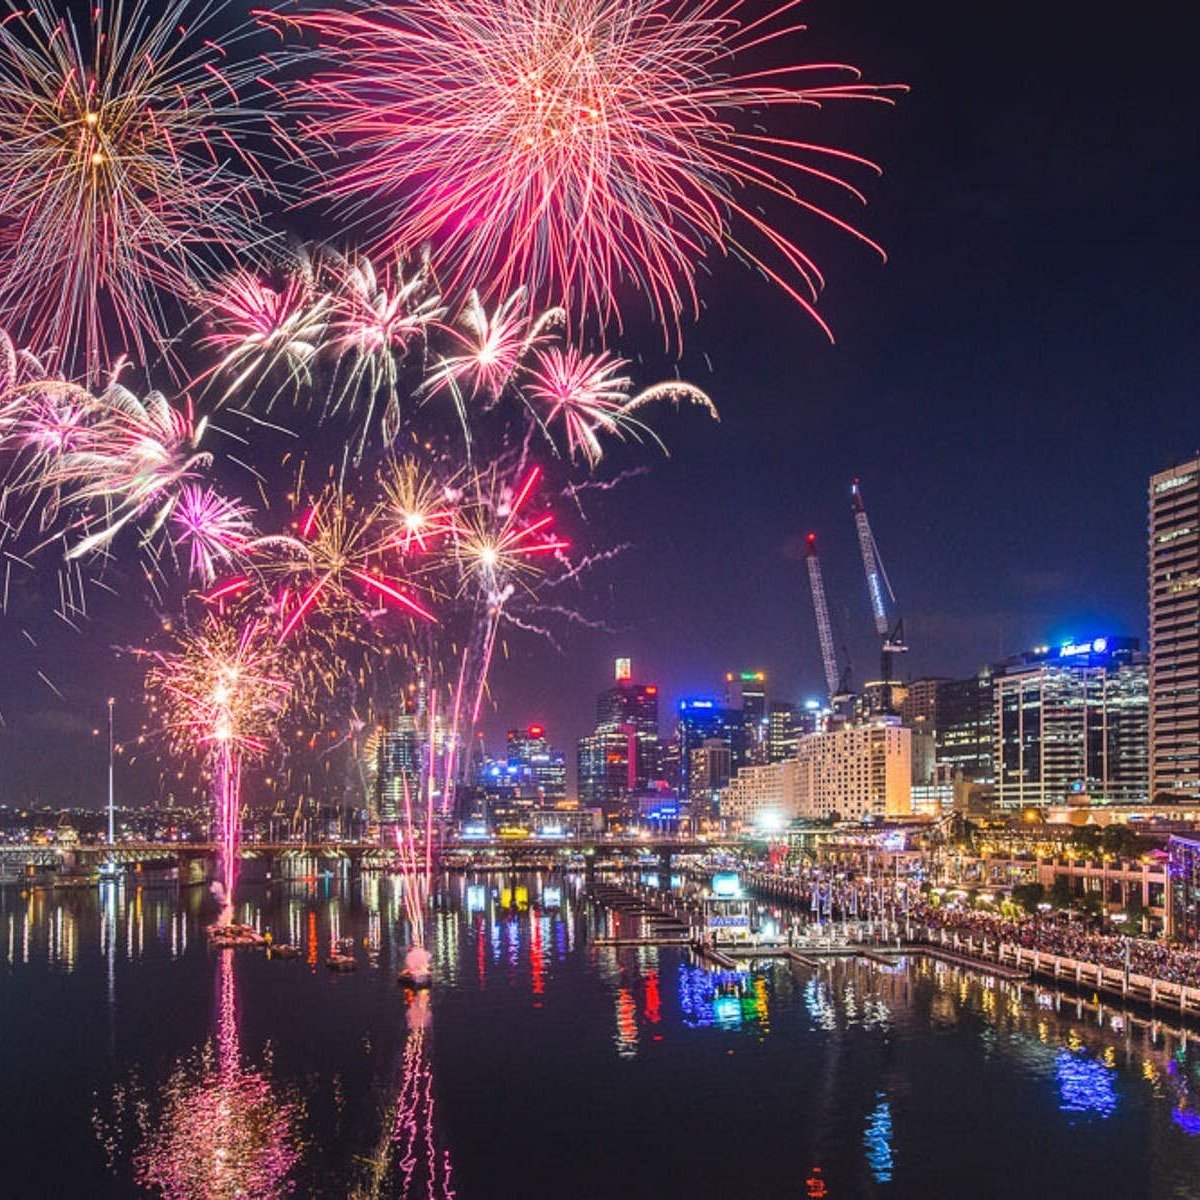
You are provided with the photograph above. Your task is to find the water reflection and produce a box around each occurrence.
[138,951,304,1197]
[9,875,1200,1196]
[678,965,769,1032]
[352,992,456,1199]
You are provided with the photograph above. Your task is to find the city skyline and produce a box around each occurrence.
[1,0,1196,811]
[5,2,1200,1197]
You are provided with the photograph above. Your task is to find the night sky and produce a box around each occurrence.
[2,0,1198,802]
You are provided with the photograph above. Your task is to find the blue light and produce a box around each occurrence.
[1172,1109,1200,1137]
[863,1095,894,1183]
[1055,1050,1117,1118]
[714,995,743,1028]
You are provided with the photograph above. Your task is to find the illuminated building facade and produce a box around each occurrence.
[676,697,746,806]
[936,672,995,783]
[376,700,421,825]
[900,677,947,731]
[577,659,660,819]
[993,637,1149,809]
[688,738,733,822]
[720,717,912,827]
[477,725,568,826]
[719,759,802,829]
[1150,458,1200,800]
[792,718,913,822]
[1168,834,1200,942]
[767,700,799,763]
[726,670,768,763]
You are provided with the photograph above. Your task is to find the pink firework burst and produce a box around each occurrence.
[525,344,716,466]
[170,484,259,587]
[279,0,902,338]
[269,484,436,642]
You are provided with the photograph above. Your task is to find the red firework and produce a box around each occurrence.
[277,0,902,337]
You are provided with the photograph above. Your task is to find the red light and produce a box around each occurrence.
[528,724,544,738]
[645,686,658,695]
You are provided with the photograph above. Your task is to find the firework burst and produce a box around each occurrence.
[279,0,902,338]
[170,484,260,587]
[198,264,328,405]
[145,615,290,912]
[378,457,459,556]
[320,249,443,455]
[267,483,435,643]
[422,288,563,406]
[46,380,212,560]
[0,0,286,373]
[453,466,568,600]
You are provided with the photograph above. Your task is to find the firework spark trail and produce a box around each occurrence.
[262,482,435,645]
[170,484,261,587]
[144,616,290,920]
[420,288,564,406]
[0,0,291,375]
[321,248,443,455]
[275,0,902,339]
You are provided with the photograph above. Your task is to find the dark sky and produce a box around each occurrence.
[484,0,1200,756]
[3,0,1198,802]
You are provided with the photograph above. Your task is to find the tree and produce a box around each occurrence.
[1011,882,1046,914]
[1049,876,1074,909]
[1099,824,1143,861]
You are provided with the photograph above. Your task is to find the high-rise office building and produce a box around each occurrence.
[1150,458,1200,800]
[577,659,661,819]
[992,637,1149,809]
[688,737,733,822]
[936,673,995,783]
[767,700,799,763]
[725,670,768,763]
[677,697,746,804]
[376,699,421,824]
[900,678,947,730]
[478,724,567,824]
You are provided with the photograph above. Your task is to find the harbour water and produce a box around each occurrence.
[3,872,1200,1198]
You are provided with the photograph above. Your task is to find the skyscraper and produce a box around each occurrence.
[992,637,1149,809]
[936,673,995,783]
[900,678,947,730]
[688,737,733,822]
[677,697,745,805]
[576,659,660,819]
[377,699,421,824]
[477,724,567,825]
[726,670,768,763]
[766,700,798,762]
[1150,458,1200,800]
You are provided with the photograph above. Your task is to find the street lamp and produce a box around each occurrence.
[107,697,115,851]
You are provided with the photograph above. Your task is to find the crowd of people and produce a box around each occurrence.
[911,901,1200,988]
[739,861,1200,989]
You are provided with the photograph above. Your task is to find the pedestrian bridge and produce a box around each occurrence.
[0,833,743,872]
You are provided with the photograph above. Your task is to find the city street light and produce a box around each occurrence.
[103,697,116,878]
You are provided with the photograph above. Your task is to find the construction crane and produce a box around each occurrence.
[805,532,852,707]
[850,479,907,707]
